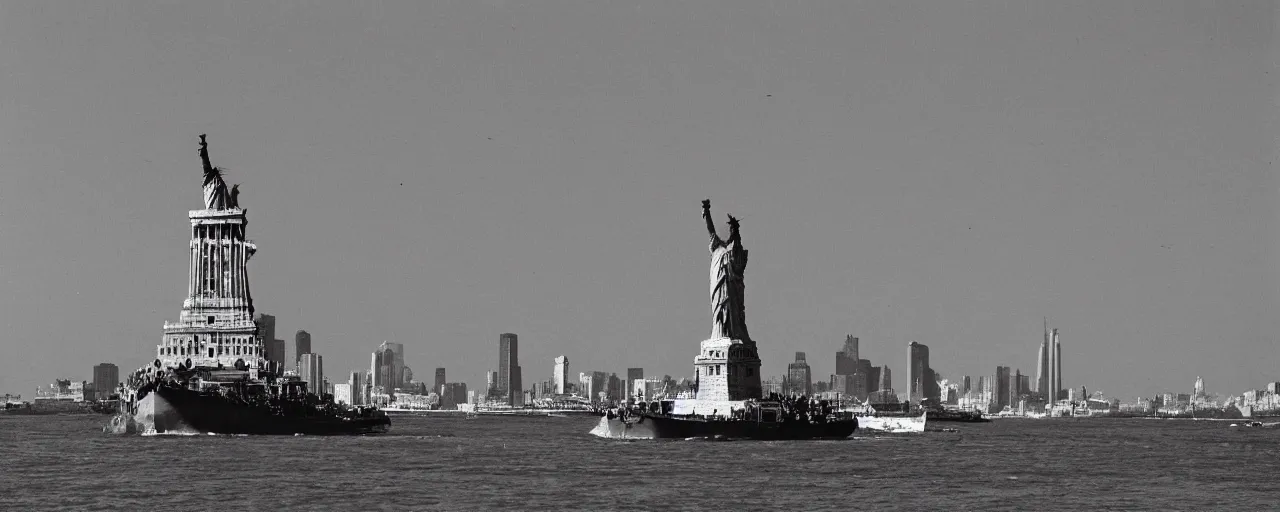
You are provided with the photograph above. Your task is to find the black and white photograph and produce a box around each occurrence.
[1,1,1276,510]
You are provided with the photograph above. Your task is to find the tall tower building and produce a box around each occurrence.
[434,368,446,394]
[1049,328,1062,401]
[299,353,323,395]
[907,342,928,403]
[498,333,519,405]
[1037,318,1050,399]
[92,363,119,400]
[786,352,812,396]
[295,330,312,368]
[254,313,286,368]
[158,135,262,371]
[373,341,404,388]
[370,346,397,390]
[553,355,569,394]
[995,366,1011,409]
[349,371,367,406]
[511,365,523,406]
[868,366,882,393]
[1039,319,1064,401]
[835,335,859,375]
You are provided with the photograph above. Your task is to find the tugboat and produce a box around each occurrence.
[590,199,858,440]
[109,135,388,436]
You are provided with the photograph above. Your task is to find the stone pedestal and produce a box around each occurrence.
[157,207,263,370]
[693,338,762,401]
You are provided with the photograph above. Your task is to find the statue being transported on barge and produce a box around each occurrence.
[108,135,388,435]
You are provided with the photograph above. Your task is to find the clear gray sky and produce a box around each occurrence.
[1,1,1275,399]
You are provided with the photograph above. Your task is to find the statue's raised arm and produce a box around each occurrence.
[199,134,215,180]
[702,199,723,246]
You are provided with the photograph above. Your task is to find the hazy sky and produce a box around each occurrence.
[1,1,1275,399]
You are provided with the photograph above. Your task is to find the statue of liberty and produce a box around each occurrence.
[702,199,750,341]
[199,134,232,210]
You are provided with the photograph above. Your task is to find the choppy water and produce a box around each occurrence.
[4,414,1278,511]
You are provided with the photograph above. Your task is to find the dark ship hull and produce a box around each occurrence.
[592,401,858,440]
[637,414,857,440]
[124,383,390,436]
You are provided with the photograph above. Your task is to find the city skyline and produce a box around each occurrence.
[0,2,1274,398]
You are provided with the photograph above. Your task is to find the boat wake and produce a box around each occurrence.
[682,435,732,442]
[140,428,204,437]
[103,414,132,435]
[589,416,655,440]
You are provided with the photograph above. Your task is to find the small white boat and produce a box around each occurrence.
[856,411,928,433]
[842,400,927,433]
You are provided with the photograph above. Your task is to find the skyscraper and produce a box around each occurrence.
[254,313,286,368]
[440,382,467,409]
[498,333,520,405]
[995,366,1011,409]
[907,341,938,404]
[376,341,405,387]
[299,353,323,395]
[553,355,569,394]
[92,363,119,400]
[835,335,859,375]
[1052,328,1062,401]
[1036,319,1049,399]
[370,347,396,390]
[349,371,366,406]
[486,370,499,399]
[787,352,812,396]
[511,365,523,406]
[833,335,868,398]
[295,330,312,368]
[434,368,446,394]
[1038,320,1065,401]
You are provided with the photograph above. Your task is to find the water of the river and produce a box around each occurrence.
[3,414,1277,511]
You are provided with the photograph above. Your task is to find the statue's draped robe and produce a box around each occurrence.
[203,177,229,210]
[708,234,749,341]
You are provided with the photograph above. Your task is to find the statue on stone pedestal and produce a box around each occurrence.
[199,134,230,210]
[702,199,750,341]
